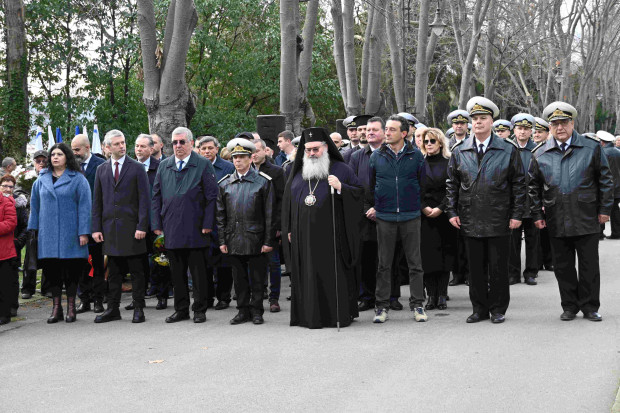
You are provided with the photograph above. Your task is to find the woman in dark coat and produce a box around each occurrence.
[419,128,456,310]
[28,143,92,324]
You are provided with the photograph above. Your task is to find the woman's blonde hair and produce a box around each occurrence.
[420,128,451,159]
[220,147,231,161]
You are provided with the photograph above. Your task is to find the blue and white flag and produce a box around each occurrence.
[56,127,63,143]
[47,125,55,150]
[34,127,44,151]
[92,124,102,155]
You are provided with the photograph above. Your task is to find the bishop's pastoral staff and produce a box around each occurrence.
[282,127,363,329]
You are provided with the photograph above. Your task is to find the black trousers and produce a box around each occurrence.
[611,199,620,237]
[78,242,105,302]
[206,247,234,303]
[107,255,146,308]
[424,271,450,297]
[549,233,600,314]
[0,258,19,320]
[453,230,469,281]
[150,258,172,300]
[539,227,554,268]
[168,248,209,313]
[465,236,510,315]
[508,218,539,279]
[41,258,86,298]
[227,254,267,316]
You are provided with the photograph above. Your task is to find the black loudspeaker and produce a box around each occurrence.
[336,119,346,138]
[256,115,286,152]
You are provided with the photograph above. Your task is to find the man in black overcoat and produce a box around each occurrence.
[92,130,151,323]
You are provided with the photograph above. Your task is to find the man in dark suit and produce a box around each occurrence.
[71,134,106,314]
[134,134,170,309]
[198,136,234,181]
[92,130,151,323]
[152,127,219,323]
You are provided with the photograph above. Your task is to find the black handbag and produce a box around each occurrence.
[24,230,39,272]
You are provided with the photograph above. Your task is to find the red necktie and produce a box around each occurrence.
[114,161,119,183]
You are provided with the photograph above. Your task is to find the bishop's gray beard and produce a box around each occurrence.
[302,150,330,181]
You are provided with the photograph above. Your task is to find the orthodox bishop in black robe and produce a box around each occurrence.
[282,127,363,329]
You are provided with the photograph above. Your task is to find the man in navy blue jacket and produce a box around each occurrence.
[367,114,426,324]
[71,134,106,314]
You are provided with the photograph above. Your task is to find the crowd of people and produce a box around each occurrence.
[0,96,618,328]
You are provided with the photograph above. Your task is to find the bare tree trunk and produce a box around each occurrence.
[342,0,362,115]
[2,0,29,155]
[296,0,319,130]
[279,0,299,132]
[361,4,375,100]
[457,0,492,109]
[413,0,440,121]
[365,0,386,114]
[386,1,404,112]
[137,0,197,155]
[483,0,496,99]
[331,0,348,108]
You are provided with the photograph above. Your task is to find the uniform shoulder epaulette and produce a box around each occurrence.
[259,171,272,181]
[531,142,545,153]
[585,134,600,142]
[450,139,464,151]
[218,174,230,184]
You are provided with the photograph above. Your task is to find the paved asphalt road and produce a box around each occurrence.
[2,231,619,412]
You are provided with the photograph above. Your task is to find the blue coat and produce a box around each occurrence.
[151,152,219,249]
[83,154,106,199]
[210,156,235,182]
[28,169,92,259]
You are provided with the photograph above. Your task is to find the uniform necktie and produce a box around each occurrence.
[178,160,184,171]
[477,143,485,162]
[81,162,86,172]
[114,161,120,182]
[561,142,567,153]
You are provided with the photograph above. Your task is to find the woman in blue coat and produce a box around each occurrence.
[28,143,92,323]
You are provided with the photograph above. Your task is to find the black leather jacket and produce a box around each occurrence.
[513,139,537,219]
[528,131,614,237]
[602,142,620,199]
[216,168,275,255]
[446,133,526,237]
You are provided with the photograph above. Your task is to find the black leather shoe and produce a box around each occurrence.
[560,311,576,321]
[544,264,554,271]
[358,300,373,311]
[437,296,447,310]
[125,301,135,310]
[525,276,537,285]
[230,312,250,325]
[491,313,505,323]
[583,311,602,321]
[425,296,437,310]
[214,301,229,310]
[449,276,464,286]
[193,312,206,323]
[508,277,520,285]
[94,308,122,323]
[165,311,190,323]
[21,292,32,299]
[608,235,620,239]
[466,312,490,323]
[252,314,264,324]
[132,308,145,323]
[155,298,168,310]
[0,317,9,325]
[93,300,105,313]
[76,300,91,314]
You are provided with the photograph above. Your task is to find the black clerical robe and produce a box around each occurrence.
[283,161,363,329]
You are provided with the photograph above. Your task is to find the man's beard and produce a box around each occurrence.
[302,150,330,180]
[74,154,85,163]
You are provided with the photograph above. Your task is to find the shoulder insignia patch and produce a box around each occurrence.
[259,171,272,181]
[450,140,464,151]
[531,142,545,153]
[218,174,230,184]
